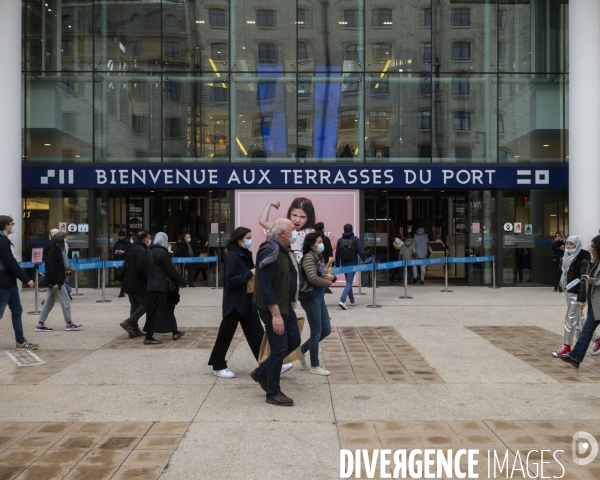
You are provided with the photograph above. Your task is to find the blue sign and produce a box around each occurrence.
[407,258,447,267]
[172,256,218,264]
[448,256,494,264]
[72,261,103,271]
[105,260,124,269]
[23,165,568,190]
[18,262,35,269]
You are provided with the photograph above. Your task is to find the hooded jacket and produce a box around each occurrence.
[335,231,367,267]
[399,238,416,261]
[0,232,30,288]
[413,228,430,259]
[566,249,591,302]
[44,244,66,287]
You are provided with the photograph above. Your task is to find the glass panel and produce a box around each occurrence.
[366,0,431,73]
[433,0,497,73]
[233,73,296,161]
[234,1,297,72]
[26,74,93,162]
[26,0,93,72]
[466,190,496,285]
[498,74,563,163]
[94,73,161,162]
[162,76,230,162]
[366,74,431,163]
[433,74,497,163]
[94,0,161,73]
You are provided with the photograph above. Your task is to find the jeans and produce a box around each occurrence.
[340,272,356,304]
[0,286,25,344]
[570,306,600,363]
[254,306,301,396]
[208,306,264,371]
[126,292,147,327]
[300,295,331,368]
[38,286,72,325]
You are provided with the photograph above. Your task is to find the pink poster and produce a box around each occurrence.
[31,248,44,264]
[235,190,361,287]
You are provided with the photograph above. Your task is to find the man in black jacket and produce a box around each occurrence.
[113,231,131,297]
[175,233,196,287]
[119,231,151,338]
[0,215,38,349]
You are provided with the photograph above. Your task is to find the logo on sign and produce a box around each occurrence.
[77,224,89,233]
[503,222,513,232]
[40,169,74,185]
[516,169,550,185]
[59,222,67,232]
[67,223,77,233]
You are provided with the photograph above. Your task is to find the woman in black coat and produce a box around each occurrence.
[208,227,265,378]
[144,232,187,345]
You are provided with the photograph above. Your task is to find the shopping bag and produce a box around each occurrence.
[258,316,305,364]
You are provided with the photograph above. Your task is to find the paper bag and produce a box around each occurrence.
[246,276,255,294]
[258,316,305,364]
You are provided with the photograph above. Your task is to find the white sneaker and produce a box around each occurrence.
[281,363,293,374]
[213,368,235,379]
[338,301,348,310]
[300,354,308,369]
[310,365,331,376]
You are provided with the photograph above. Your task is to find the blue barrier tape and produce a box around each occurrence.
[407,258,447,267]
[69,257,101,264]
[104,261,124,269]
[376,260,406,271]
[18,262,36,269]
[71,261,103,271]
[448,256,494,264]
[332,263,372,274]
[172,256,218,264]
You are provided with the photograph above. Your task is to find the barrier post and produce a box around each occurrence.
[489,255,500,289]
[367,262,382,308]
[71,269,84,296]
[211,257,221,290]
[440,257,453,293]
[96,262,111,303]
[27,265,42,315]
[399,261,412,300]
[94,267,101,290]
[356,259,366,295]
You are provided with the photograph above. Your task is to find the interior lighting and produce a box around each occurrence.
[374,59,392,89]
[195,20,205,23]
[543,144,550,147]
[246,20,255,24]
[236,137,248,156]
[339,21,347,25]
[44,143,51,146]
[383,21,393,25]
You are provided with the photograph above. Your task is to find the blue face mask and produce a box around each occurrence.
[290,230,298,244]
[242,239,252,249]
[316,244,325,254]
[565,248,576,254]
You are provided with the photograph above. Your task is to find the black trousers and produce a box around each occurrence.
[179,265,195,286]
[208,308,264,371]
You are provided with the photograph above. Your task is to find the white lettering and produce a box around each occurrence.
[243,170,255,184]
[443,170,454,184]
[320,170,331,184]
[209,170,218,184]
[494,451,509,477]
[228,170,241,184]
[363,450,378,478]
[456,170,471,185]
[306,170,317,184]
[360,170,370,184]
[552,450,564,479]
[294,170,302,185]
[485,169,496,184]
[409,450,422,478]
[149,170,161,184]
[527,450,539,478]
[468,450,479,479]
[281,170,291,184]
[132,170,146,185]
[424,449,435,478]
[420,170,432,184]
[384,169,394,184]
[333,170,347,184]
[119,169,129,184]
[511,451,526,478]
[110,169,117,184]
[96,170,107,185]
[340,450,353,478]
[176,169,190,185]
[372,169,382,184]
[472,170,483,184]
[393,450,406,479]
[405,170,417,185]
[193,170,206,184]
[380,450,391,479]
[455,450,466,479]
[259,169,271,184]
[348,169,358,184]
[163,169,173,184]
[437,450,453,478]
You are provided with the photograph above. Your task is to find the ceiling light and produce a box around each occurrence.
[514,155,520,158]
[246,20,255,24]
[44,143,51,146]
[195,20,205,24]
[543,144,549,147]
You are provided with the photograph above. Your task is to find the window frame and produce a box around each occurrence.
[256,9,277,28]
[452,111,471,131]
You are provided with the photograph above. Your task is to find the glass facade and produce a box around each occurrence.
[23,0,569,164]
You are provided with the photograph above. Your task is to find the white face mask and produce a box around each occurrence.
[186,237,191,243]
[147,239,152,246]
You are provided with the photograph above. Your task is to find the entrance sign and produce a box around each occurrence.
[67,223,77,233]
[504,235,535,248]
[31,248,43,264]
[23,165,568,190]
[503,222,513,232]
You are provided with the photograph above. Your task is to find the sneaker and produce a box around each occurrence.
[338,301,348,310]
[35,324,53,332]
[281,363,293,374]
[65,323,82,331]
[592,339,600,356]
[214,368,235,378]
[349,302,357,307]
[310,365,331,376]
[552,344,572,358]
[300,353,308,369]
[16,341,38,350]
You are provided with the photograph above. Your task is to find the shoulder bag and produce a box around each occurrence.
[298,255,316,300]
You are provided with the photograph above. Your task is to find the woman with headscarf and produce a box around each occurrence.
[552,236,591,357]
[144,232,187,345]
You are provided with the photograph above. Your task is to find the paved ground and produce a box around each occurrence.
[1,284,600,479]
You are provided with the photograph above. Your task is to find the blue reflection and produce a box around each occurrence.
[313,66,342,159]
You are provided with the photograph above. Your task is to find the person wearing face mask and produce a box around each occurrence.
[552,236,592,357]
[0,216,38,349]
[335,224,367,310]
[118,231,151,338]
[559,236,600,368]
[250,218,301,406]
[298,232,336,375]
[175,233,196,287]
[208,227,266,378]
[113,230,131,298]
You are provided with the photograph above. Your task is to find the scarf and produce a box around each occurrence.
[560,235,583,288]
[154,232,169,248]
[258,237,290,269]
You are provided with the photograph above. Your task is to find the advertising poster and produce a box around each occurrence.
[235,190,360,287]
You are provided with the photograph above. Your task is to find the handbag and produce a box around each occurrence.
[246,276,255,294]
[298,257,316,300]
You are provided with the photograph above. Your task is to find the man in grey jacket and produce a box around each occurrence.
[413,228,430,285]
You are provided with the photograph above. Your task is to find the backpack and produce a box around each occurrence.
[338,237,357,260]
